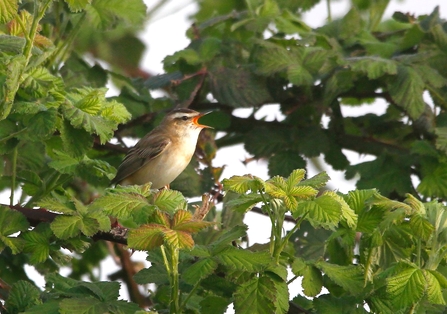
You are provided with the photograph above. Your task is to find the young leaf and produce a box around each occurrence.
[324,191,357,229]
[409,214,434,241]
[222,175,265,194]
[127,224,165,251]
[37,197,76,214]
[22,224,52,264]
[299,171,330,189]
[91,190,152,219]
[50,215,82,239]
[163,228,194,249]
[266,173,318,210]
[151,189,186,214]
[293,194,342,229]
[0,0,17,23]
[316,261,364,295]
[387,265,425,309]
[172,210,214,233]
[424,270,446,305]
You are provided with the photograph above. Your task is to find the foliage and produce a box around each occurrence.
[2,0,447,313]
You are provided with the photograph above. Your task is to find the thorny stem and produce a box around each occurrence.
[48,12,86,68]
[0,128,27,143]
[258,190,276,256]
[2,0,52,119]
[161,245,180,314]
[23,0,52,67]
[10,146,18,206]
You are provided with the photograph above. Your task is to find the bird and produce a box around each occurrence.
[111,108,212,189]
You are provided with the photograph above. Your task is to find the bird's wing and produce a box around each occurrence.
[111,134,171,185]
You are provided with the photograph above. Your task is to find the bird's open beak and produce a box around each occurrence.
[193,111,213,129]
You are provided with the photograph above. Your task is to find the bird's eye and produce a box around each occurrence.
[181,116,188,121]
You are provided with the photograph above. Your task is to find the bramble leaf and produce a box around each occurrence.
[222,175,265,194]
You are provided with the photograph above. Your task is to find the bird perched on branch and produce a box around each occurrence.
[111,108,212,189]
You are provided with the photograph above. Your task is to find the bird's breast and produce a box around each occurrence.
[123,131,200,189]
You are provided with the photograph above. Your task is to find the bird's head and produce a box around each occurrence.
[163,108,212,133]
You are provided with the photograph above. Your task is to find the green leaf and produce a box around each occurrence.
[0,206,29,237]
[299,171,330,189]
[357,206,385,233]
[0,206,29,253]
[37,197,76,214]
[163,49,201,66]
[387,265,425,308]
[209,67,271,108]
[222,175,265,194]
[293,194,342,229]
[214,246,271,272]
[22,225,52,264]
[210,225,248,251]
[325,191,357,229]
[200,296,229,314]
[5,281,41,313]
[234,275,276,314]
[265,171,318,210]
[272,275,289,313]
[127,224,165,251]
[224,193,263,213]
[1,55,26,119]
[164,228,195,249]
[48,149,80,174]
[91,189,151,219]
[20,66,64,100]
[60,119,93,157]
[59,298,140,314]
[151,189,186,214]
[0,0,17,23]
[50,215,82,239]
[183,258,218,285]
[73,87,106,115]
[199,37,221,61]
[99,99,131,124]
[409,214,434,241]
[424,270,446,305]
[244,127,290,157]
[134,263,168,285]
[349,56,397,79]
[61,102,115,144]
[387,65,425,119]
[302,265,323,297]
[418,159,447,198]
[85,0,147,30]
[268,152,306,178]
[77,216,100,237]
[65,0,91,12]
[172,210,213,233]
[316,261,364,295]
[21,109,58,141]
[435,127,447,154]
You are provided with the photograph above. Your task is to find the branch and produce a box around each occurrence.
[8,204,128,245]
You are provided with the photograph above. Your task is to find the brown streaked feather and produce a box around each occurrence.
[111,134,171,185]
